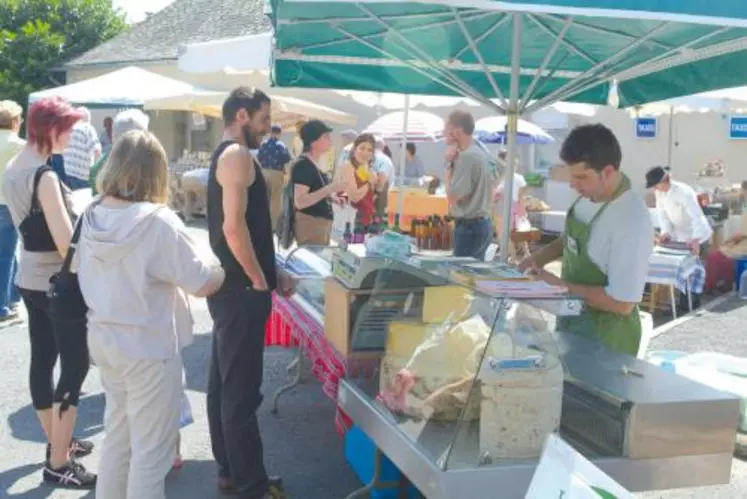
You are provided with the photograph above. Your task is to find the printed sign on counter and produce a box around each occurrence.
[635,117,657,139]
[525,434,632,499]
[730,116,747,140]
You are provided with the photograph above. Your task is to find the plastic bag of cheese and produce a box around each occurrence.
[526,434,632,499]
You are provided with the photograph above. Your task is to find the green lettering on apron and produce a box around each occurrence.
[556,175,641,356]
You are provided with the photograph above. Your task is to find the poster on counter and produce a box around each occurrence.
[729,116,747,140]
[525,434,633,499]
[634,117,657,139]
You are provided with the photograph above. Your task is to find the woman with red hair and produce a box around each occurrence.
[2,97,95,488]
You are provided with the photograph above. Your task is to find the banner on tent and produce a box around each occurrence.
[729,116,747,140]
[635,118,657,139]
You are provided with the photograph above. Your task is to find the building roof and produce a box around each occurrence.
[66,0,271,68]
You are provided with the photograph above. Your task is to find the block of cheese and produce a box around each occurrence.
[422,286,474,323]
[386,321,436,358]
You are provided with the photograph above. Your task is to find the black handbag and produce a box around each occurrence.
[19,165,60,252]
[48,211,89,325]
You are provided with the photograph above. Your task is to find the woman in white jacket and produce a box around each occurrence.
[77,130,225,499]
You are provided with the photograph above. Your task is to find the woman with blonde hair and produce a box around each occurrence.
[77,130,225,499]
[3,97,95,487]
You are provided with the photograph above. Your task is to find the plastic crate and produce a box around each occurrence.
[344,425,421,499]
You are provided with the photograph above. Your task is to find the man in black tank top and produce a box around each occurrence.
[205,87,294,499]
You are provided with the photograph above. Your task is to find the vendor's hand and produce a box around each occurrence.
[688,239,701,256]
[529,265,565,287]
[517,256,534,272]
[277,269,296,298]
[445,145,459,163]
[656,233,671,244]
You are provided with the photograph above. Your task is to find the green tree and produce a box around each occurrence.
[0,0,128,107]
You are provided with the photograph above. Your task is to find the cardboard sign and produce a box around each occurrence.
[525,434,633,499]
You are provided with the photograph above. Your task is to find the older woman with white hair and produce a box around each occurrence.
[89,109,150,195]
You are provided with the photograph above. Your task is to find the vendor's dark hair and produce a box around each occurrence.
[222,86,270,125]
[350,133,376,168]
[406,142,416,155]
[560,123,621,172]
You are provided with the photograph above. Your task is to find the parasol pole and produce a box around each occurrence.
[397,94,410,219]
[500,13,523,262]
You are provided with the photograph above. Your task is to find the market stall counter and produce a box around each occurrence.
[272,245,738,498]
[330,255,738,499]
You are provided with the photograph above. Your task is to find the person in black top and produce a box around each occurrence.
[290,119,340,245]
[205,86,294,499]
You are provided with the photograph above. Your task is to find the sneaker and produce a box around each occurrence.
[217,476,284,496]
[264,479,287,499]
[45,438,95,462]
[43,460,96,488]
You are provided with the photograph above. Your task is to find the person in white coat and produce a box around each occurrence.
[647,166,712,255]
[647,166,712,311]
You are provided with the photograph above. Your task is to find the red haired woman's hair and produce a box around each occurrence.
[27,97,83,154]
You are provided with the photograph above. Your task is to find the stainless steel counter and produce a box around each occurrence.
[338,332,740,499]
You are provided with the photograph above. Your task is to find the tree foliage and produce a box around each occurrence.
[0,0,128,107]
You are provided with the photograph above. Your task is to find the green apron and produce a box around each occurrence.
[556,176,641,356]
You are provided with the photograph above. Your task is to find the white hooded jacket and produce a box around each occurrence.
[77,202,213,360]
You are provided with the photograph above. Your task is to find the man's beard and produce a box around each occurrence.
[242,125,261,149]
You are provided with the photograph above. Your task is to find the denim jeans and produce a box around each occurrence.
[453,217,492,261]
[0,204,20,317]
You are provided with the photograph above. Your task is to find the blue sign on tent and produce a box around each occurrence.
[635,118,657,139]
[730,116,747,140]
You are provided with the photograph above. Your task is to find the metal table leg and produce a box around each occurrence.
[271,344,306,414]
[669,285,678,320]
[345,448,400,499]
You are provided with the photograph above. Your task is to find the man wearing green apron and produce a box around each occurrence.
[519,124,654,356]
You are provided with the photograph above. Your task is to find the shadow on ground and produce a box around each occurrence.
[7,393,105,444]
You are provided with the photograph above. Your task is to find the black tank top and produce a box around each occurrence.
[207,140,277,290]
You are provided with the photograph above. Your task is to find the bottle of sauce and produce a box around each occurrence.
[413,220,422,249]
[393,214,401,233]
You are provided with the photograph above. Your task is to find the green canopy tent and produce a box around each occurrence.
[268,0,747,260]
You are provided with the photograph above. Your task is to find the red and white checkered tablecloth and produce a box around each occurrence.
[264,294,378,435]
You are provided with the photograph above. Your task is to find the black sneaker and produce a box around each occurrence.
[43,460,96,489]
[45,438,95,462]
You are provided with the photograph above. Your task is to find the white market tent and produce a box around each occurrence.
[178,32,274,74]
[28,66,198,108]
[143,90,357,126]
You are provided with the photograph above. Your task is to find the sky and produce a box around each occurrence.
[113,0,176,23]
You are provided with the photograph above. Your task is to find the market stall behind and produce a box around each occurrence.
[360,110,446,231]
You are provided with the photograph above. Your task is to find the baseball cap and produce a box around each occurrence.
[301,119,333,149]
[645,166,670,189]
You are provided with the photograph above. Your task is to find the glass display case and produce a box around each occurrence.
[335,254,739,499]
[276,245,335,315]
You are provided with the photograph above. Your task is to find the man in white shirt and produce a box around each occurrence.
[647,166,713,255]
[521,124,653,357]
[62,107,101,190]
[647,165,712,311]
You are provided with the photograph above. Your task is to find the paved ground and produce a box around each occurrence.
[0,221,744,498]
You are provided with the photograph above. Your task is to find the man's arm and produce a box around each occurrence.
[519,238,563,270]
[216,145,268,289]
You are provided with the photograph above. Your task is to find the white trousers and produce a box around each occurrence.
[90,333,182,499]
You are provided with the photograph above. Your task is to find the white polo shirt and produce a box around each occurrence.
[571,189,654,303]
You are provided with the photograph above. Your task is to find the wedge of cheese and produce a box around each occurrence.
[386,321,436,358]
[422,286,474,323]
